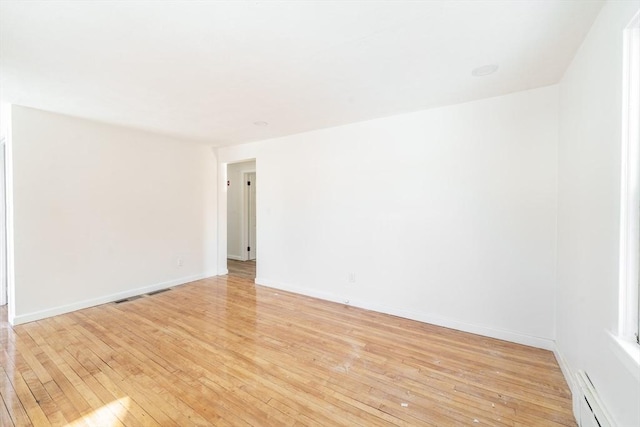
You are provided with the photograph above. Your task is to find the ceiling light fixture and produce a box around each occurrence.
[253,121,268,126]
[471,64,499,77]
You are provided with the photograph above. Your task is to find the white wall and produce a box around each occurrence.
[6,106,218,325]
[219,85,559,349]
[227,160,256,260]
[556,1,640,426]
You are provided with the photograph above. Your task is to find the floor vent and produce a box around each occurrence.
[114,289,172,304]
[147,288,171,296]
[113,295,143,304]
[577,370,613,427]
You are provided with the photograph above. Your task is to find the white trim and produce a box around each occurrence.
[10,273,215,326]
[219,162,229,275]
[553,347,580,420]
[243,171,256,261]
[4,106,15,322]
[0,139,5,306]
[619,10,640,341]
[220,159,257,274]
[227,254,244,261]
[255,276,555,350]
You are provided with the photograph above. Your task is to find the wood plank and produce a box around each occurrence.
[0,365,33,426]
[0,392,15,427]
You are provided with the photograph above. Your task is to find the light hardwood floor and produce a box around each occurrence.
[0,265,574,426]
[227,259,256,280]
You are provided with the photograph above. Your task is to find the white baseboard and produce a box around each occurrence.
[227,254,244,261]
[255,277,555,350]
[553,347,579,420]
[10,273,208,326]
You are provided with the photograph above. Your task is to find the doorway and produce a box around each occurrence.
[226,160,256,279]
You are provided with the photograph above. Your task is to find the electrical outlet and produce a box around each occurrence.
[177,258,183,267]
[348,272,356,283]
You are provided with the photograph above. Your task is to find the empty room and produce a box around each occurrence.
[1,0,639,426]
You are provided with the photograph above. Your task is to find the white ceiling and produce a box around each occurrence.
[0,0,604,146]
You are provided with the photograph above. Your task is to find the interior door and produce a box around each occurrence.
[247,172,257,261]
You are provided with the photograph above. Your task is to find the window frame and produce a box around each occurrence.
[619,11,640,345]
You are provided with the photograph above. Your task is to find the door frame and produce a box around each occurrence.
[243,171,256,261]
[219,157,258,277]
[0,140,6,306]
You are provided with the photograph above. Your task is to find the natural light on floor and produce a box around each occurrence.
[65,397,131,427]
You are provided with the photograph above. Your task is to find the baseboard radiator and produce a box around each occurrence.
[576,370,614,427]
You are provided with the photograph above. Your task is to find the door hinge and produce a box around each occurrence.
[247,246,251,252]
[247,181,251,186]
